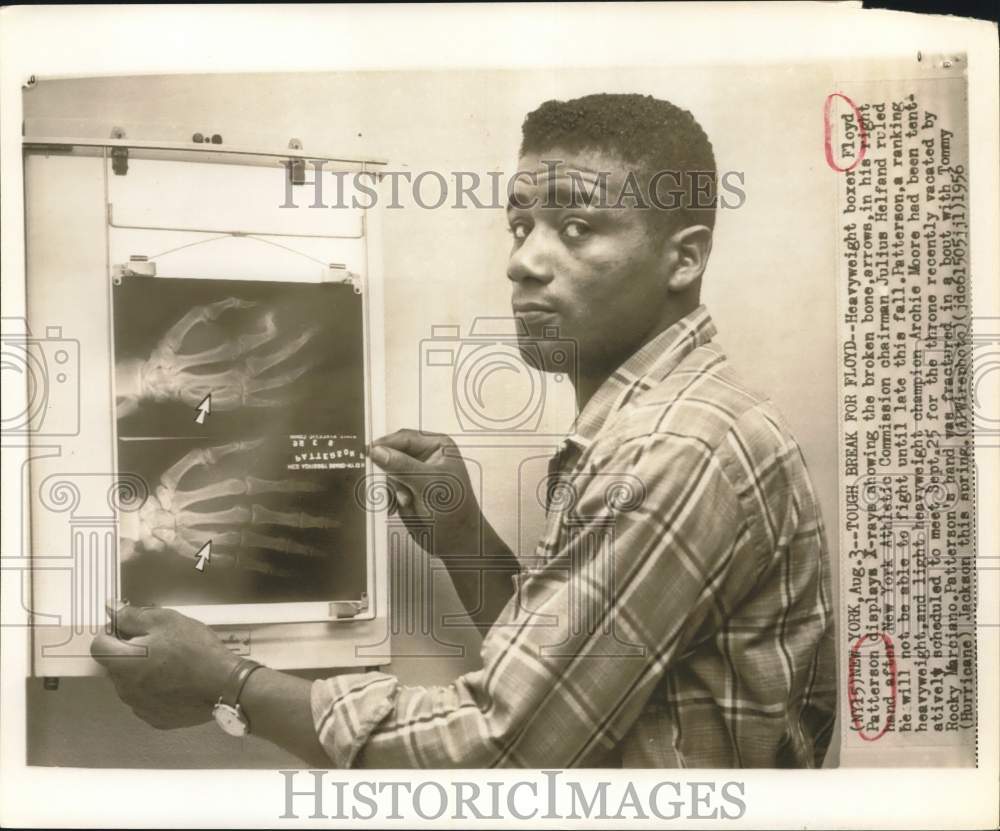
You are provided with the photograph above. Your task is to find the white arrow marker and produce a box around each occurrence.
[194,393,212,424]
[194,540,212,572]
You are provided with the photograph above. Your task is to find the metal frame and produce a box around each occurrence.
[24,137,392,672]
[24,136,387,171]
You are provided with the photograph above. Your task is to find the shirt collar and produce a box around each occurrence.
[565,304,717,449]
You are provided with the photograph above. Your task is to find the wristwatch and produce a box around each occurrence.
[212,658,263,737]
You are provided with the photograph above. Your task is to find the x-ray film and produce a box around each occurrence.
[112,276,369,616]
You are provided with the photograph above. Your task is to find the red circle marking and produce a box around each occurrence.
[824,92,869,173]
[847,632,898,741]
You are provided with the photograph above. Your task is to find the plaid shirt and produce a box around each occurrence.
[312,305,836,768]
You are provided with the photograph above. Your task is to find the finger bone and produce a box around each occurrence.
[201,439,268,467]
[173,478,249,509]
[172,369,243,407]
[245,328,317,376]
[241,530,327,558]
[178,505,252,527]
[251,505,341,529]
[245,360,314,394]
[209,533,294,574]
[160,439,266,493]
[174,313,278,368]
[246,476,322,496]
[157,298,256,357]
[235,554,298,578]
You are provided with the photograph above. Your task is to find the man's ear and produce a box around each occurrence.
[663,225,713,293]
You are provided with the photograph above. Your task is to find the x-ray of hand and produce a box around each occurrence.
[119,439,340,576]
[115,297,317,419]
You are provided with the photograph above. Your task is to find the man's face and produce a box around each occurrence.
[507,148,672,378]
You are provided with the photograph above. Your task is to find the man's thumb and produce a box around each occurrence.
[107,601,153,638]
[369,444,424,476]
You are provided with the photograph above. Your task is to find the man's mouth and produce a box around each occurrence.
[513,305,564,341]
[512,302,557,314]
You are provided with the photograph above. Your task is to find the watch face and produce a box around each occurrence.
[213,703,248,737]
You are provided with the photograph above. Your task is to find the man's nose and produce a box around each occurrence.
[507,227,555,284]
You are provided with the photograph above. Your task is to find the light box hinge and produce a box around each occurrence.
[110,126,128,175]
[321,263,364,294]
[329,593,369,620]
[112,255,157,285]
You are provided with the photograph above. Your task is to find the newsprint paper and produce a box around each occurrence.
[0,4,997,830]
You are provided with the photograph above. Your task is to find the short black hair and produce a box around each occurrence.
[520,93,717,231]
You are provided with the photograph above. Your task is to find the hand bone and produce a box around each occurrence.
[138,440,339,576]
[138,297,318,410]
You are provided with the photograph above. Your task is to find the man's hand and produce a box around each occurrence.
[369,429,491,561]
[369,429,519,633]
[91,604,240,730]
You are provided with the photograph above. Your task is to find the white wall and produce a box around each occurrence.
[23,67,841,767]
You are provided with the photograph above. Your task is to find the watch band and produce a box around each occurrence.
[220,658,263,708]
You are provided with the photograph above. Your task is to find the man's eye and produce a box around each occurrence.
[508,222,530,241]
[562,220,591,239]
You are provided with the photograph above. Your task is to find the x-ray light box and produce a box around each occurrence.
[21,136,391,674]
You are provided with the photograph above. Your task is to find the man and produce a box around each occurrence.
[93,93,836,768]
